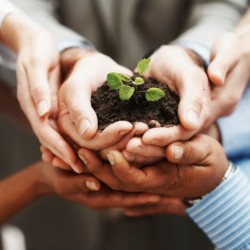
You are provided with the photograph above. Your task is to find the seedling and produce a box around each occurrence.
[107,58,165,101]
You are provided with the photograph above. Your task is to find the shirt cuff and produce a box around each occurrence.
[176,41,210,68]
[0,1,22,29]
[58,40,96,53]
[186,167,250,250]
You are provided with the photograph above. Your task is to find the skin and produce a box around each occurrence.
[42,44,212,167]
[207,9,250,120]
[0,13,84,173]
[0,161,161,224]
[78,134,229,198]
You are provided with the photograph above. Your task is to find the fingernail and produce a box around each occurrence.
[78,119,90,136]
[174,145,183,160]
[187,111,200,127]
[107,152,115,165]
[78,154,88,165]
[37,100,49,116]
[72,165,83,174]
[86,181,99,191]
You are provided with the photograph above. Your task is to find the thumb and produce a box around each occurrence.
[26,65,52,117]
[208,35,238,86]
[63,82,98,139]
[165,134,211,164]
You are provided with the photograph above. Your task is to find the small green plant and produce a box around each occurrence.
[107,58,165,101]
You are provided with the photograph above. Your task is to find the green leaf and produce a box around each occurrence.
[119,85,135,101]
[107,72,123,90]
[133,77,144,85]
[146,88,165,101]
[137,58,151,76]
[118,73,131,82]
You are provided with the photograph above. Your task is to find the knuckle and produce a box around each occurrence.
[30,85,45,100]
[70,103,84,121]
[29,55,44,68]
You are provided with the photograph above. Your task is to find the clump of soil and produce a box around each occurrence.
[91,77,180,130]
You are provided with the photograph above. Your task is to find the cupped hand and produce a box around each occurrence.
[37,161,161,210]
[138,45,211,147]
[58,48,133,141]
[78,134,229,198]
[1,14,83,173]
[208,30,250,121]
[146,45,211,130]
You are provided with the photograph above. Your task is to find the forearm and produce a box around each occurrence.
[0,13,44,53]
[10,0,85,45]
[187,160,250,250]
[237,7,250,29]
[0,163,47,224]
[176,0,247,50]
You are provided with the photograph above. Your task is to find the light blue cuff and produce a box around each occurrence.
[176,41,210,67]
[186,167,250,250]
[58,40,96,53]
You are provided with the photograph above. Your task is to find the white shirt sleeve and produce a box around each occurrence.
[0,0,22,69]
[0,0,21,28]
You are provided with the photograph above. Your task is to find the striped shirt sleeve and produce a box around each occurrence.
[186,167,250,250]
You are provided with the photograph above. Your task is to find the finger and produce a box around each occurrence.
[122,149,164,165]
[126,137,165,157]
[124,198,186,217]
[177,68,208,131]
[59,107,133,150]
[79,190,161,209]
[208,33,239,86]
[210,62,248,119]
[38,123,84,173]
[142,126,194,147]
[106,150,149,191]
[166,134,212,164]
[62,77,98,140]
[78,148,123,190]
[89,121,133,149]
[26,64,52,117]
[52,157,71,170]
[62,173,101,192]
[48,65,60,116]
[41,150,54,163]
[99,122,148,159]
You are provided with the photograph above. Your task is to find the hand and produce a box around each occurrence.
[138,45,211,147]
[124,197,186,217]
[1,14,83,173]
[58,48,133,141]
[78,134,229,198]
[121,123,221,165]
[208,30,250,121]
[37,161,162,210]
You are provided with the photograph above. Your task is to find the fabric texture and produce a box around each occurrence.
[186,85,250,250]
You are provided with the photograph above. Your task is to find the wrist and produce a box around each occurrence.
[60,48,99,78]
[1,13,42,52]
[177,45,206,70]
[31,162,54,197]
[185,161,237,207]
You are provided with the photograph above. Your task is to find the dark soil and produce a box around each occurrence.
[91,76,180,130]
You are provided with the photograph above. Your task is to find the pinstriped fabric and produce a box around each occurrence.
[187,168,250,250]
